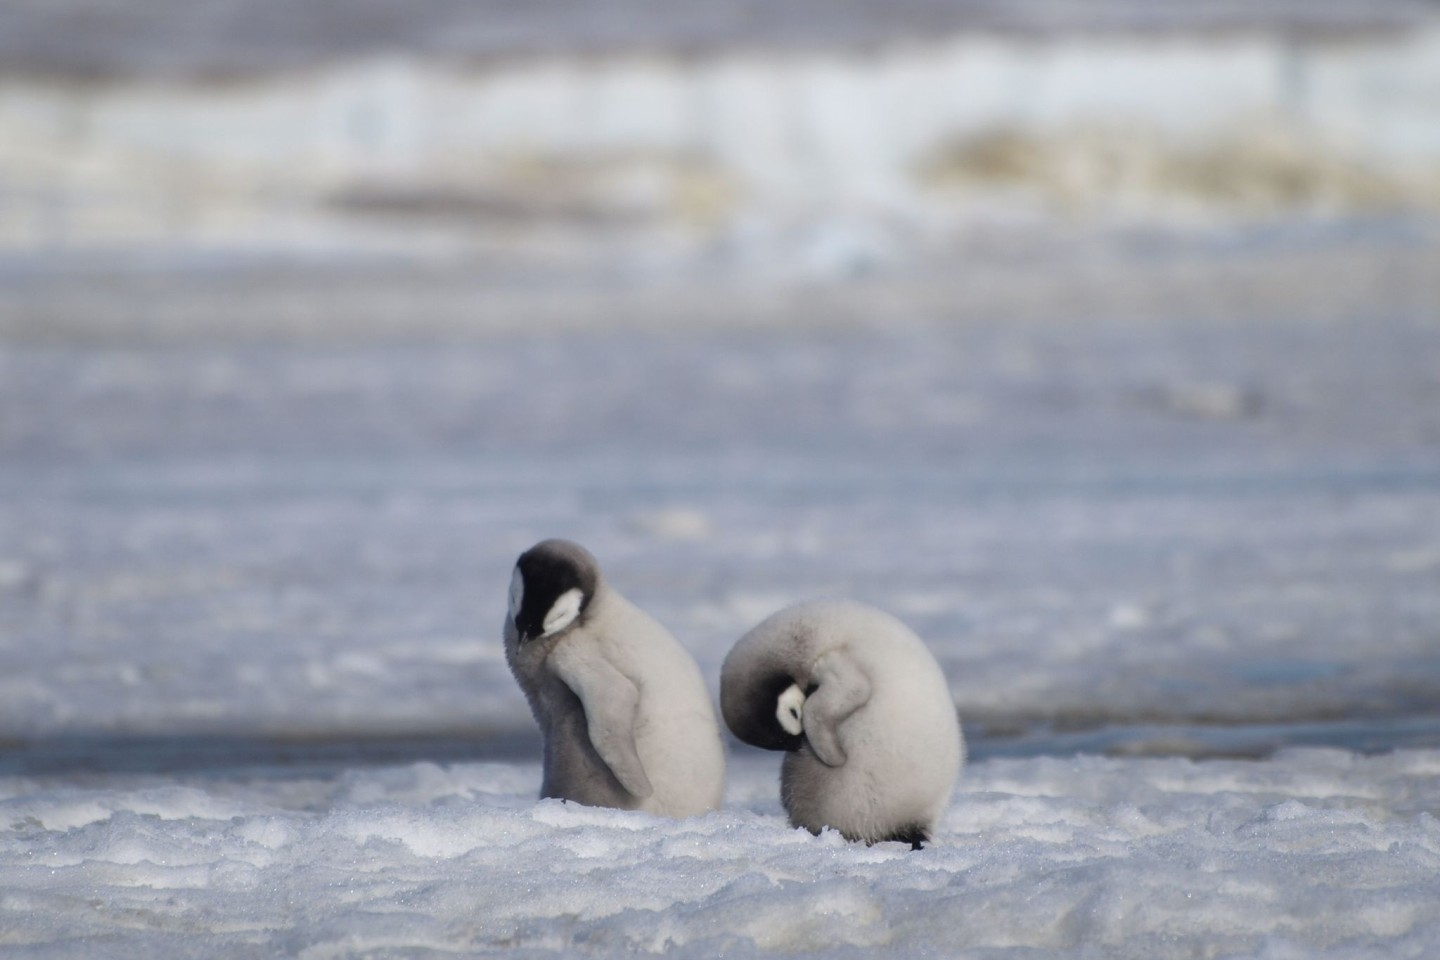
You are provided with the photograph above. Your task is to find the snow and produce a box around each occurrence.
[3,302,1438,742]
[2,210,1439,956]
[2,750,1438,956]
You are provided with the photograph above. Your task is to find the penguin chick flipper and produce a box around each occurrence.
[550,644,655,800]
[801,651,872,768]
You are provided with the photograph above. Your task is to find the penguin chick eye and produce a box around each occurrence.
[540,587,585,637]
[508,567,524,623]
[776,683,805,736]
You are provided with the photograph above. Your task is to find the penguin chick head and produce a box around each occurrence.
[721,668,808,752]
[510,539,600,643]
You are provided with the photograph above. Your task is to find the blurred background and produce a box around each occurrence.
[2,0,1438,774]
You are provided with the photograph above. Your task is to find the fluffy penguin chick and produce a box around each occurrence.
[504,539,725,818]
[721,599,964,847]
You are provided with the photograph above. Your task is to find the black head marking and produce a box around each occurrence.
[723,669,806,752]
[512,539,599,643]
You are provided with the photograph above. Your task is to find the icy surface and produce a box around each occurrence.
[2,750,1439,957]
[2,246,1438,746]
[1,230,1438,954]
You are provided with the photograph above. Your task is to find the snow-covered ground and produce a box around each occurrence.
[3,750,1439,956]
[1,224,1438,954]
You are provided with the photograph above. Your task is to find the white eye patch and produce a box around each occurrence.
[541,587,584,636]
[776,683,806,736]
[508,567,524,622]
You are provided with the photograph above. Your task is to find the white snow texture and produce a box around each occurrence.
[2,750,1438,958]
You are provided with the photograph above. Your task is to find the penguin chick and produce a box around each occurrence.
[721,599,963,847]
[504,539,725,818]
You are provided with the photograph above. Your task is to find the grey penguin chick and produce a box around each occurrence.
[721,599,963,847]
[504,539,725,818]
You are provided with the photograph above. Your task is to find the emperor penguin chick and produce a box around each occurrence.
[504,539,725,818]
[721,600,963,847]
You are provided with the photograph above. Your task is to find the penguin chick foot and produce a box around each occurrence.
[875,824,930,850]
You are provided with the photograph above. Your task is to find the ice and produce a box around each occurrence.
[1,750,1438,956]
[2,300,1437,746]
